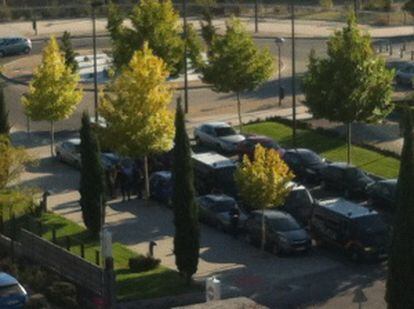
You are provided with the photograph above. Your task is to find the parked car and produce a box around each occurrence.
[192,152,238,197]
[193,122,245,153]
[244,210,312,255]
[281,182,315,226]
[319,162,375,198]
[282,148,327,183]
[56,138,120,170]
[149,171,172,205]
[0,272,28,308]
[197,194,248,232]
[0,37,31,57]
[56,138,81,168]
[366,179,397,210]
[395,62,414,87]
[309,198,389,261]
[236,135,284,161]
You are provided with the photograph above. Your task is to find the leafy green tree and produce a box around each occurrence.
[199,4,217,52]
[185,24,203,72]
[0,84,9,135]
[403,0,414,15]
[386,106,414,308]
[319,0,333,9]
[172,98,199,285]
[60,31,78,73]
[79,113,105,236]
[235,144,294,251]
[0,135,34,190]
[302,13,394,163]
[22,36,83,156]
[100,44,175,199]
[202,18,274,128]
[107,0,202,77]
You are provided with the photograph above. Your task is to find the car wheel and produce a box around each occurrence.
[195,136,202,145]
[23,47,30,54]
[56,152,63,162]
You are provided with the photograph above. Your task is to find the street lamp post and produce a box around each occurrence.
[183,0,189,114]
[275,37,285,107]
[291,1,296,146]
[91,1,103,124]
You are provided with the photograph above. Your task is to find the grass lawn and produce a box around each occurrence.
[8,212,198,301]
[244,121,400,179]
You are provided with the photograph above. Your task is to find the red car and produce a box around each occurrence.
[236,135,285,161]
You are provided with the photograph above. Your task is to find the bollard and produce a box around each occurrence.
[95,250,100,266]
[65,236,71,251]
[80,243,85,258]
[52,228,56,243]
[400,48,404,58]
[149,241,157,257]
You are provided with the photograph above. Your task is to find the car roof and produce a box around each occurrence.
[153,171,171,179]
[65,138,81,145]
[285,148,316,155]
[378,178,397,185]
[202,122,231,128]
[245,135,273,141]
[317,198,378,219]
[251,209,292,219]
[203,194,235,203]
[0,272,18,286]
[192,152,236,169]
[327,162,354,169]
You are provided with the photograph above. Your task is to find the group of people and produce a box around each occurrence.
[105,159,145,202]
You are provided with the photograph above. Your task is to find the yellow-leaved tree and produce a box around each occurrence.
[100,43,175,199]
[0,135,35,190]
[235,144,294,251]
[22,36,83,156]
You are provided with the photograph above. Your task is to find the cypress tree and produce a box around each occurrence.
[0,84,9,135]
[79,112,105,236]
[386,106,414,308]
[60,31,78,73]
[172,98,199,285]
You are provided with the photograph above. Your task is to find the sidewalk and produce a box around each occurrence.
[0,17,412,41]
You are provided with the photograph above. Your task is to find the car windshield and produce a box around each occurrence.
[355,215,387,234]
[269,217,301,231]
[300,151,323,165]
[347,167,369,181]
[209,200,236,213]
[0,284,23,297]
[261,140,280,149]
[215,127,236,137]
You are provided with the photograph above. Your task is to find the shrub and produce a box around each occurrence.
[46,281,78,308]
[129,255,160,272]
[0,5,11,21]
[319,0,333,10]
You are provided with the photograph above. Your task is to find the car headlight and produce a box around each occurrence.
[364,246,375,252]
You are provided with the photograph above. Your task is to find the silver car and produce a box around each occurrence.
[56,138,81,168]
[194,122,245,153]
[0,37,32,57]
[395,63,414,87]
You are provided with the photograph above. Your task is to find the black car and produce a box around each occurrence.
[149,171,173,205]
[244,210,311,256]
[197,194,248,232]
[366,179,397,210]
[319,162,375,198]
[310,198,389,261]
[280,182,315,226]
[282,148,327,183]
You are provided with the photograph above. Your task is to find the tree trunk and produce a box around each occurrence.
[50,120,55,157]
[236,92,243,131]
[260,206,266,251]
[346,122,352,164]
[144,156,150,199]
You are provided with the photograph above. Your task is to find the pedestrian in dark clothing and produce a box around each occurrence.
[107,165,118,199]
[134,162,144,199]
[229,207,240,238]
[119,161,134,202]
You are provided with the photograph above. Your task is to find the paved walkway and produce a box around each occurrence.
[0,17,413,41]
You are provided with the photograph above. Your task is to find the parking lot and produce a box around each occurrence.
[14,127,390,308]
